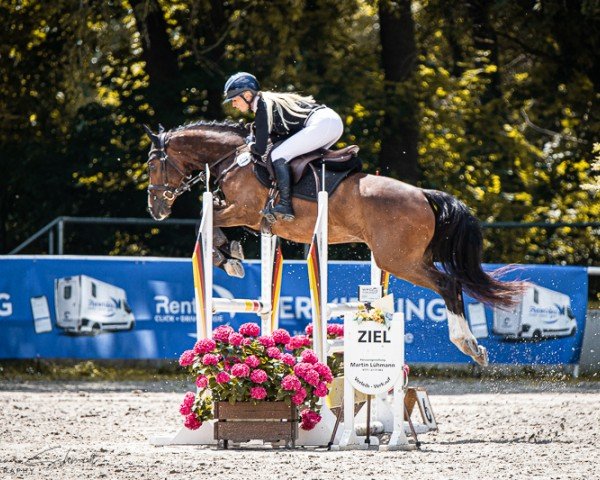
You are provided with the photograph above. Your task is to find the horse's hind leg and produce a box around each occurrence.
[435,273,489,366]
[380,257,488,366]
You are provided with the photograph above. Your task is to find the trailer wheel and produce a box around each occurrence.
[91,323,101,335]
[570,326,577,336]
[532,330,542,341]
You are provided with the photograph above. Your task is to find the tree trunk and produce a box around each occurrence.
[378,0,420,184]
[443,8,465,77]
[130,0,181,124]
[466,0,500,103]
[203,0,228,120]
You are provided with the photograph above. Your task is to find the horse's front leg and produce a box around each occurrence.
[213,227,245,278]
[214,227,244,260]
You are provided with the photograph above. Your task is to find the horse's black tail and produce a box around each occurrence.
[423,189,528,307]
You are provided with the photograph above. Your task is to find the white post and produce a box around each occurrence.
[370,252,381,287]
[386,312,409,449]
[260,232,274,334]
[312,190,328,363]
[196,190,213,339]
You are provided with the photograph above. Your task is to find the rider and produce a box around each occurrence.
[223,72,344,222]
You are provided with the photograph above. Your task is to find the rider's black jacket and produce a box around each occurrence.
[250,95,324,158]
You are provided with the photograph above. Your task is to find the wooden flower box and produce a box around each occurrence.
[213,401,298,448]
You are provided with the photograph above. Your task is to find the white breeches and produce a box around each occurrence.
[270,107,344,162]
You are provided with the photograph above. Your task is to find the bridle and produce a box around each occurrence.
[146,131,241,202]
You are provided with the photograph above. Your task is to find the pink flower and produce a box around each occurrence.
[291,387,307,405]
[281,353,296,366]
[250,387,267,400]
[272,328,291,345]
[250,369,268,384]
[193,338,216,355]
[231,363,250,378]
[179,391,195,415]
[293,362,313,379]
[242,337,254,346]
[327,323,344,337]
[228,332,244,346]
[178,349,196,367]
[239,322,260,337]
[213,325,234,342]
[286,335,311,351]
[314,382,329,397]
[216,371,231,384]
[281,374,302,391]
[303,369,320,387]
[201,353,219,366]
[184,413,202,430]
[305,324,313,336]
[258,335,275,348]
[300,409,322,430]
[195,375,208,389]
[300,349,319,364]
[245,355,260,368]
[266,346,282,359]
[314,362,334,382]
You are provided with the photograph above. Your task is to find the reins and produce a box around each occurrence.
[146,130,242,201]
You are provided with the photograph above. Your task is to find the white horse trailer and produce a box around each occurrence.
[54,275,135,334]
[493,284,577,340]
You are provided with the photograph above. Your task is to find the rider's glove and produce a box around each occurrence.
[245,134,255,145]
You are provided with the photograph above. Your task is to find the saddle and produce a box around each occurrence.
[252,144,362,202]
[288,145,360,183]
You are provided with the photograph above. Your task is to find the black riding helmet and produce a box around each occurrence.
[223,72,260,104]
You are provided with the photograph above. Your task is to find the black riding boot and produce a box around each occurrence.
[270,158,295,222]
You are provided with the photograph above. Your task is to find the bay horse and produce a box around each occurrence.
[144,120,527,366]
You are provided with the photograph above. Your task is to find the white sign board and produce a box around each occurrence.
[344,312,404,395]
[30,296,52,334]
[467,302,489,339]
[358,285,382,303]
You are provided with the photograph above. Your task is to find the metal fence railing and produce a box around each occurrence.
[7,216,600,256]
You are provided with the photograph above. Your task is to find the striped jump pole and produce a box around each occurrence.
[192,180,283,339]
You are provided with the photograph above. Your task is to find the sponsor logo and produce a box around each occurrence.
[0,293,12,317]
[153,285,235,322]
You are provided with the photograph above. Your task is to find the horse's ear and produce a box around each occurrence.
[158,123,165,134]
[143,124,160,147]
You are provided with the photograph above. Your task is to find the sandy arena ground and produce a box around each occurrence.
[1,378,598,480]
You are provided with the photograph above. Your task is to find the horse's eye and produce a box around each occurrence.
[148,163,155,171]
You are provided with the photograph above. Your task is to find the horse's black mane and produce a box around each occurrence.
[172,119,247,136]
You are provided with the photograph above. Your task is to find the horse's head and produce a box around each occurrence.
[144,121,246,220]
[144,124,191,220]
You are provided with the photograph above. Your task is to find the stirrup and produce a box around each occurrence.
[274,211,295,222]
[271,203,295,222]
[261,206,277,224]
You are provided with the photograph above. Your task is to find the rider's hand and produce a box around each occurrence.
[245,134,255,145]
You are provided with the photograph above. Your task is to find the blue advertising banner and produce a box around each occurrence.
[0,256,589,365]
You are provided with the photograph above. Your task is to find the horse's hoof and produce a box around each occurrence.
[229,240,244,260]
[474,346,489,367]
[224,259,245,278]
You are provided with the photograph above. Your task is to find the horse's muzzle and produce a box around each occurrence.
[147,199,171,221]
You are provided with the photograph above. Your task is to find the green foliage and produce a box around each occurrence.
[1,0,597,265]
